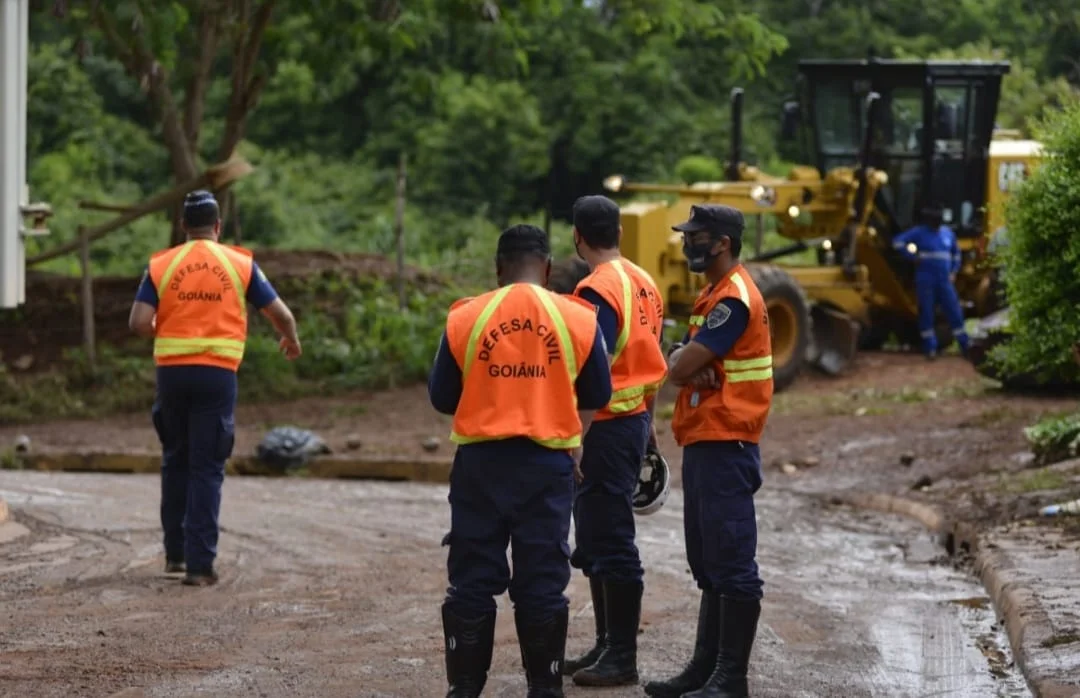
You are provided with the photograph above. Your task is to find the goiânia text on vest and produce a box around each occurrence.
[478,317,562,378]
[169,260,235,294]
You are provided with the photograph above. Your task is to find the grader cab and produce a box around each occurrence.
[593,58,1041,392]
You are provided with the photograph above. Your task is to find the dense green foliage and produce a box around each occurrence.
[23,0,1078,277]
[5,1,1080,420]
[993,101,1080,383]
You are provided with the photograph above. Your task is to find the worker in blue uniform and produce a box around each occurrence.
[892,205,971,359]
[128,191,301,586]
[428,224,613,697]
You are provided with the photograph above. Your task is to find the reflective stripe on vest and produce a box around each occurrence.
[688,270,771,384]
[450,285,581,449]
[603,259,663,414]
[152,240,248,363]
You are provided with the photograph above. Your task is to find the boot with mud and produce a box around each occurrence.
[572,580,642,687]
[643,591,719,697]
[441,604,496,698]
[515,607,569,697]
[682,596,760,698]
[563,577,606,675]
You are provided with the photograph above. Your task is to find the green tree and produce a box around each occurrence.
[993,100,1080,383]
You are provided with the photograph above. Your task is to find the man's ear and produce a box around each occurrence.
[213,219,223,240]
[616,225,623,246]
[544,259,552,285]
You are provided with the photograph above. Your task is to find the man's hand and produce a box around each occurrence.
[647,419,659,448]
[572,446,584,484]
[950,273,957,284]
[689,366,719,389]
[279,336,302,360]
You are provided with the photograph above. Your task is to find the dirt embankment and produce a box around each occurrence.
[0,250,441,373]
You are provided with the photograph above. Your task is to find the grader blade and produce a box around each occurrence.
[809,305,859,375]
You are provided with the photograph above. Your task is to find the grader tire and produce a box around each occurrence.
[747,264,811,393]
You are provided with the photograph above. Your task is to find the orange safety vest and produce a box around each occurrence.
[574,258,668,420]
[671,264,774,445]
[445,283,600,450]
[148,239,254,372]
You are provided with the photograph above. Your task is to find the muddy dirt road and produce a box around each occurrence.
[1,470,1029,698]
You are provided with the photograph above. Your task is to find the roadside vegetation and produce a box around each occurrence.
[2,1,1078,424]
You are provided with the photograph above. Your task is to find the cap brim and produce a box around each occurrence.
[672,220,710,233]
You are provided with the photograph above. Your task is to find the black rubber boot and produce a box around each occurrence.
[682,596,761,698]
[515,607,569,698]
[572,580,642,686]
[442,604,496,698]
[563,577,606,675]
[643,591,720,697]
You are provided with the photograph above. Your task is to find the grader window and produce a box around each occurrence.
[813,80,858,154]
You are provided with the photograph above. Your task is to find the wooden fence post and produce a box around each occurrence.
[77,225,96,368]
[394,153,408,309]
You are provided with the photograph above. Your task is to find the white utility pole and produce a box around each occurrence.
[1,0,50,309]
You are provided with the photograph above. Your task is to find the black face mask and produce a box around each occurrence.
[683,238,720,273]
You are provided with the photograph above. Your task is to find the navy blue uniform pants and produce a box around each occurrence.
[571,413,649,584]
[682,441,763,600]
[916,270,970,355]
[443,439,575,616]
[151,366,237,573]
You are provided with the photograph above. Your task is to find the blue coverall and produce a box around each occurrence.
[679,299,764,600]
[892,224,971,356]
[135,262,279,574]
[428,326,613,616]
[570,288,651,586]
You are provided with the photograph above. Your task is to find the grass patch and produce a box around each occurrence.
[0,449,23,470]
[963,405,1023,428]
[1013,468,1068,493]
[330,403,369,418]
[770,380,991,417]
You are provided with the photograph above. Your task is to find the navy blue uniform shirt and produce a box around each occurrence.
[678,298,749,358]
[135,260,279,311]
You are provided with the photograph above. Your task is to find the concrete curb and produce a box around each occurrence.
[832,491,1078,698]
[11,452,451,484]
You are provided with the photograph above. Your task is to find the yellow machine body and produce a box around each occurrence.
[597,59,1045,391]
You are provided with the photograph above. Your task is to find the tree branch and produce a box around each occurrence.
[217,0,276,161]
[183,6,222,151]
[92,3,198,180]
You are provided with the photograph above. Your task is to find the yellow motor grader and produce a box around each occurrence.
[579,58,1042,392]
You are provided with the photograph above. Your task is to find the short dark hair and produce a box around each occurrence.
[572,195,621,249]
[183,190,220,230]
[496,224,551,267]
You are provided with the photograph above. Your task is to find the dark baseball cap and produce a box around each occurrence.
[182,189,220,228]
[672,204,745,238]
[572,195,621,237]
